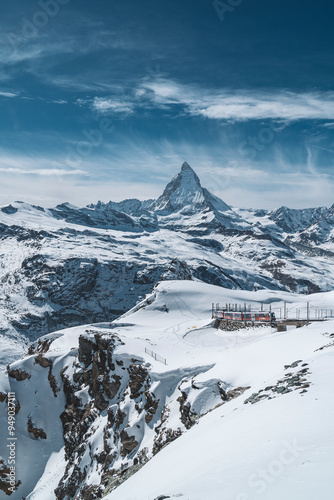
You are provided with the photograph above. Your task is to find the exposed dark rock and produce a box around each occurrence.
[115,409,126,427]
[284,360,303,369]
[102,455,149,495]
[161,259,193,281]
[94,392,109,411]
[245,364,311,404]
[28,338,53,355]
[87,336,119,410]
[48,368,59,397]
[34,353,52,368]
[120,430,139,457]
[128,364,148,399]
[220,386,251,401]
[80,484,104,500]
[27,416,47,440]
[78,335,97,368]
[153,428,182,455]
[315,340,334,351]
[7,368,31,381]
[55,465,87,500]
[260,261,321,294]
[177,391,197,430]
[144,391,159,424]
[1,204,18,215]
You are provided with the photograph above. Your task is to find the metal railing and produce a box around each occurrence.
[212,302,334,321]
[145,347,167,365]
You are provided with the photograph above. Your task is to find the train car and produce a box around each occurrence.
[214,310,275,322]
[214,310,225,320]
[253,312,275,322]
[224,312,243,321]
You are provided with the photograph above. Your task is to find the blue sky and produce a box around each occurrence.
[1,0,334,208]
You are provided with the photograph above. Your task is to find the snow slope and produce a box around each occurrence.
[0,280,333,499]
[106,341,334,500]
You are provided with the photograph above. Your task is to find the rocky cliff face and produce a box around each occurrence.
[0,317,248,499]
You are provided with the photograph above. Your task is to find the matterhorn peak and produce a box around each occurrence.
[152,160,231,218]
[178,161,201,186]
[153,162,204,212]
[181,161,194,172]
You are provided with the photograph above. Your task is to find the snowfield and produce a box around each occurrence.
[0,280,333,499]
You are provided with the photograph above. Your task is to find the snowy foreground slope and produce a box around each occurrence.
[0,281,334,499]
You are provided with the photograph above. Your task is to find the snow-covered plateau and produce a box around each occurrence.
[0,280,334,499]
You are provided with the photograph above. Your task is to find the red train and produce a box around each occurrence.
[214,310,275,322]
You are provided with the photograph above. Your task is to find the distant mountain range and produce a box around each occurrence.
[1,161,334,363]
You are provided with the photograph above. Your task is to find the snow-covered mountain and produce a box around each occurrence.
[89,162,245,232]
[1,162,334,366]
[289,203,334,247]
[268,205,329,233]
[1,281,333,499]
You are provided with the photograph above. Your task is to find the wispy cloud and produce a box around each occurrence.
[139,80,334,122]
[0,90,18,97]
[49,99,68,105]
[0,9,154,93]
[84,78,334,122]
[52,77,120,93]
[89,96,136,115]
[0,167,85,176]
[320,122,334,129]
[0,152,87,177]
